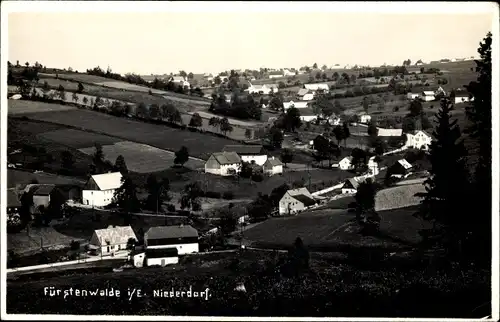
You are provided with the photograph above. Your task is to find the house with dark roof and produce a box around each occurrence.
[263,156,284,176]
[388,159,414,179]
[145,225,199,255]
[279,188,317,215]
[222,145,268,166]
[342,178,361,194]
[205,152,242,176]
[24,184,57,212]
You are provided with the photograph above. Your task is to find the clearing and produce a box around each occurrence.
[7,169,85,189]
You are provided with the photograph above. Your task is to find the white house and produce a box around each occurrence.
[339,156,354,170]
[358,113,372,124]
[283,69,296,76]
[131,251,146,268]
[222,145,268,166]
[367,156,379,176]
[299,114,318,123]
[247,82,278,95]
[145,225,199,255]
[268,71,284,79]
[304,83,330,92]
[407,92,420,100]
[145,248,179,267]
[89,225,137,256]
[435,86,447,96]
[342,178,360,194]
[169,76,190,88]
[405,130,433,150]
[262,157,283,176]
[283,100,309,110]
[454,95,473,104]
[420,91,435,102]
[204,152,242,176]
[278,188,317,216]
[82,172,123,207]
[377,128,403,137]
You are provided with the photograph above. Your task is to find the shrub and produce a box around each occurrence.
[222,191,234,200]
[70,240,81,251]
[251,173,264,182]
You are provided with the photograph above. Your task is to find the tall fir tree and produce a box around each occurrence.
[416,98,470,259]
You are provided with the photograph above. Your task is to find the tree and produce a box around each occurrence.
[57,85,66,101]
[72,92,78,104]
[463,32,492,265]
[82,96,88,106]
[77,82,84,93]
[280,149,294,167]
[244,128,252,140]
[189,112,203,128]
[409,99,423,117]
[92,143,106,173]
[333,125,345,145]
[354,178,380,234]
[20,191,34,226]
[268,127,284,149]
[312,63,318,69]
[126,238,136,251]
[60,150,75,171]
[149,104,160,120]
[219,208,237,236]
[402,116,417,133]
[187,72,194,80]
[367,122,378,137]
[174,146,189,167]
[136,102,148,118]
[113,175,141,214]
[180,182,203,211]
[363,97,369,113]
[342,122,350,147]
[283,107,302,132]
[113,155,128,175]
[269,96,284,112]
[287,237,310,276]
[416,98,470,260]
[145,174,171,212]
[208,117,220,132]
[219,117,233,136]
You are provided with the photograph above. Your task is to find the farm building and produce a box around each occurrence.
[283,100,309,110]
[268,71,284,79]
[298,109,318,122]
[389,159,413,178]
[454,95,473,104]
[205,152,242,176]
[168,76,190,88]
[407,68,422,74]
[420,91,435,102]
[342,178,360,194]
[279,187,317,216]
[368,156,380,176]
[145,247,179,267]
[407,92,420,100]
[89,225,137,256]
[247,82,278,95]
[405,130,433,151]
[263,156,284,176]
[130,250,146,268]
[377,128,403,137]
[283,69,295,76]
[7,189,21,216]
[23,184,60,213]
[338,156,354,170]
[144,225,199,255]
[304,83,330,92]
[222,145,268,166]
[435,86,447,96]
[82,172,123,207]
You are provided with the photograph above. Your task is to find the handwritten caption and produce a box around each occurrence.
[43,286,211,301]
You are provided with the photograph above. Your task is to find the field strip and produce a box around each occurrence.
[321,219,356,241]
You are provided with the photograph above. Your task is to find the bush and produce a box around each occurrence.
[251,173,264,182]
[222,191,234,200]
[70,240,81,251]
[204,191,221,199]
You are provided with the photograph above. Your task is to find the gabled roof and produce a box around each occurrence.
[410,130,433,139]
[223,145,265,155]
[304,83,329,90]
[292,194,316,206]
[344,178,360,189]
[297,88,310,96]
[340,156,353,163]
[145,225,199,240]
[264,157,283,167]
[397,159,413,170]
[88,172,123,191]
[94,225,137,246]
[422,91,435,96]
[210,152,242,165]
[7,189,21,207]
[31,184,56,196]
[287,187,314,199]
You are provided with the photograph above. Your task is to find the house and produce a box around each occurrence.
[342,178,360,194]
[89,225,137,255]
[145,225,199,255]
[7,189,21,216]
[338,156,354,170]
[263,156,284,175]
[247,82,278,95]
[283,100,309,110]
[377,128,403,137]
[405,130,433,150]
[82,172,123,207]
[367,156,379,175]
[407,92,420,100]
[145,247,179,267]
[389,159,413,178]
[283,69,295,76]
[205,152,242,176]
[302,92,315,101]
[223,145,268,166]
[169,76,190,88]
[278,188,317,215]
[304,83,329,92]
[297,88,315,101]
[415,61,424,66]
[268,71,284,79]
[24,184,57,212]
[407,68,422,74]
[454,95,473,104]
[130,250,146,268]
[57,184,82,203]
[420,91,435,101]
[358,113,372,124]
[298,109,318,122]
[435,86,447,96]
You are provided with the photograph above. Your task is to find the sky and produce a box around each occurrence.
[6,2,496,76]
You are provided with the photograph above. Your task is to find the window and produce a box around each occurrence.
[118,245,121,250]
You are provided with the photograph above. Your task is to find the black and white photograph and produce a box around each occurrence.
[1,1,498,320]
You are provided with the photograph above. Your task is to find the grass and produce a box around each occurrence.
[8,99,78,114]
[14,109,236,160]
[7,169,85,189]
[7,226,80,254]
[38,128,122,149]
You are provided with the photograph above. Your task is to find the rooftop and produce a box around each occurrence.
[223,145,265,155]
[145,225,199,240]
[210,151,242,165]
